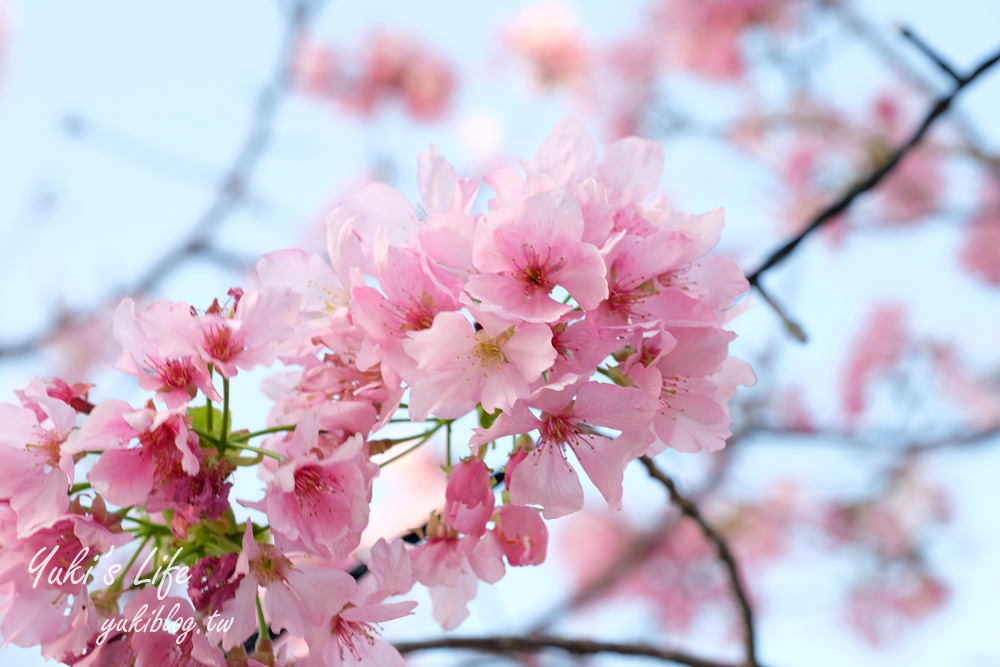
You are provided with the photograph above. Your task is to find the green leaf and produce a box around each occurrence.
[188,405,225,440]
[477,405,501,429]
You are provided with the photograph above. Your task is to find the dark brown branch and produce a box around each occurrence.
[394,634,747,667]
[746,41,1000,287]
[638,456,759,667]
[528,443,739,634]
[753,281,807,343]
[0,0,321,360]
[899,26,962,83]
[745,423,1000,454]
[823,1,1000,168]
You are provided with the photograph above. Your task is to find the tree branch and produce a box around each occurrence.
[746,41,1000,287]
[823,1,1000,170]
[638,456,759,667]
[394,634,748,667]
[899,26,962,83]
[0,0,322,361]
[528,443,740,634]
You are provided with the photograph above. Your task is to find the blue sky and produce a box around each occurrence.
[1,1,999,665]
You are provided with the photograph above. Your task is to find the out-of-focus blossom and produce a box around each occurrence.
[647,0,794,80]
[841,303,908,420]
[960,179,1000,286]
[503,3,589,88]
[847,569,948,646]
[295,32,455,121]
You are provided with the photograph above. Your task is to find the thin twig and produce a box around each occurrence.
[638,456,759,667]
[528,443,740,635]
[823,1,999,165]
[0,0,321,360]
[899,26,962,83]
[394,635,747,667]
[746,41,1000,287]
[753,282,807,343]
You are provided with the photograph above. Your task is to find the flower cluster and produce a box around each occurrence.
[0,119,750,665]
[296,31,454,121]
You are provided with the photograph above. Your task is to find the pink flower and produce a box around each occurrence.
[327,182,421,286]
[0,385,78,537]
[592,227,724,331]
[255,249,350,361]
[17,377,94,416]
[113,298,217,408]
[245,411,376,560]
[444,459,495,537]
[479,381,655,518]
[401,310,556,420]
[365,538,415,599]
[0,498,130,655]
[494,505,548,566]
[118,590,225,666]
[626,329,756,454]
[194,287,300,378]
[297,557,416,667]
[351,241,461,376]
[410,521,505,630]
[466,190,608,322]
[208,523,353,650]
[77,405,203,509]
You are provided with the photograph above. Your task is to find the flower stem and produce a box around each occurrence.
[229,425,296,443]
[446,421,453,467]
[256,593,268,640]
[380,420,449,468]
[221,376,231,447]
[111,534,151,593]
[229,442,285,462]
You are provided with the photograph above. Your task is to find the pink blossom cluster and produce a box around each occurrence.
[823,467,951,645]
[0,119,750,664]
[295,31,455,121]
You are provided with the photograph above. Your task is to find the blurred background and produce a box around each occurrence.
[1,0,999,665]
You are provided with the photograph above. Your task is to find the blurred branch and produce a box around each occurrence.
[747,423,1000,455]
[528,443,739,634]
[746,40,1000,328]
[0,0,321,361]
[825,2,1000,173]
[898,27,962,83]
[638,456,759,667]
[752,282,808,343]
[62,113,222,187]
[394,635,748,667]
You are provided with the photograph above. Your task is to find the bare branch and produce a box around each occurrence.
[394,634,748,667]
[753,282,807,343]
[899,26,962,83]
[745,423,1000,455]
[746,41,1000,292]
[638,456,759,667]
[528,444,739,634]
[823,1,999,163]
[0,0,322,361]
